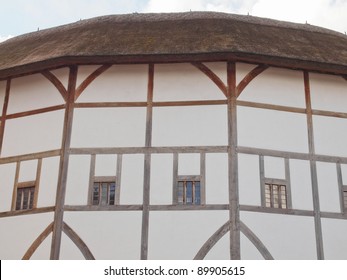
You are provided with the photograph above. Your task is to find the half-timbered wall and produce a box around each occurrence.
[1,61,347,260]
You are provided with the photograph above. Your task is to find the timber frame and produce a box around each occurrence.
[0,59,347,260]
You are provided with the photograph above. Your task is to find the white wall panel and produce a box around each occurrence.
[30,234,51,260]
[317,162,340,213]
[238,107,308,153]
[18,160,37,182]
[322,218,347,259]
[120,154,144,205]
[64,212,142,259]
[240,232,264,260]
[0,213,53,259]
[178,153,200,175]
[313,116,347,157]
[0,163,16,212]
[7,74,65,114]
[310,73,347,113]
[238,154,261,206]
[152,105,227,146]
[37,157,59,208]
[204,62,227,85]
[153,63,226,101]
[95,154,117,176]
[65,155,90,205]
[289,160,313,210]
[60,232,85,260]
[77,65,148,102]
[237,66,305,108]
[205,153,228,204]
[76,65,101,88]
[241,212,316,259]
[204,231,229,260]
[71,108,146,148]
[264,156,285,179]
[2,110,64,157]
[150,154,173,205]
[148,211,228,259]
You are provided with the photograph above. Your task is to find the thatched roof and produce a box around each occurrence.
[1,12,347,79]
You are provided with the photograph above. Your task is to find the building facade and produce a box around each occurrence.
[0,12,347,260]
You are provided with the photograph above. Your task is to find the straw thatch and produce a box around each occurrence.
[0,12,347,78]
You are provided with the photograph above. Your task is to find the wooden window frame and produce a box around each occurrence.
[264,182,288,209]
[91,176,118,206]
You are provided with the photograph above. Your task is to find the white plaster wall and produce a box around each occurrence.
[241,212,317,259]
[204,62,227,85]
[65,155,90,205]
[310,73,347,113]
[178,153,200,175]
[95,154,117,176]
[264,156,285,179]
[60,232,86,260]
[153,63,226,102]
[30,234,51,260]
[204,231,229,260]
[205,153,228,204]
[322,218,347,259]
[237,107,309,153]
[50,67,70,90]
[71,108,146,148]
[238,154,261,206]
[77,65,148,103]
[313,116,347,157]
[340,164,347,185]
[240,232,264,260]
[289,160,313,210]
[152,105,228,147]
[64,211,142,259]
[148,210,229,259]
[2,110,64,157]
[0,163,16,212]
[76,65,101,87]
[120,154,144,205]
[18,159,37,182]
[237,64,305,108]
[37,157,60,207]
[316,162,341,213]
[7,73,65,114]
[236,63,257,84]
[150,154,173,205]
[0,213,53,259]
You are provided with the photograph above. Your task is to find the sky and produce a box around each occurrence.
[0,0,347,42]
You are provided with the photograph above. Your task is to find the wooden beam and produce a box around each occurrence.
[75,64,112,101]
[41,70,68,102]
[50,65,77,260]
[304,70,324,260]
[227,61,240,260]
[75,102,147,108]
[0,79,10,156]
[236,64,269,97]
[237,100,305,114]
[0,149,61,165]
[191,62,228,97]
[6,104,65,120]
[0,206,55,218]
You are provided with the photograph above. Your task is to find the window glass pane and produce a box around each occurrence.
[29,187,35,209]
[194,181,201,205]
[178,181,184,204]
[101,183,108,206]
[265,184,271,207]
[109,183,116,205]
[22,188,30,210]
[15,189,22,210]
[186,181,193,204]
[92,183,100,205]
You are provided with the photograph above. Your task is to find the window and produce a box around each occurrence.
[177,180,201,205]
[343,188,347,210]
[15,184,36,211]
[92,181,117,206]
[265,183,287,209]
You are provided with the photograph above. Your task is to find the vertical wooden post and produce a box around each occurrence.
[0,79,11,156]
[304,71,324,260]
[227,62,240,259]
[140,64,154,260]
[50,66,77,260]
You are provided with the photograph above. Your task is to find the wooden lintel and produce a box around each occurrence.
[41,70,68,102]
[236,64,269,98]
[191,62,228,98]
[75,64,112,101]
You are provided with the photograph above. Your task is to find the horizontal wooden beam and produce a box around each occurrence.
[0,149,61,164]
[0,206,55,218]
[5,104,65,120]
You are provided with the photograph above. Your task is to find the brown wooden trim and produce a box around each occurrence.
[311,109,347,119]
[150,204,229,211]
[304,70,324,260]
[0,206,55,218]
[50,65,78,260]
[22,222,54,260]
[154,100,227,107]
[75,64,112,101]
[236,64,269,97]
[87,154,96,205]
[33,159,42,209]
[6,104,65,120]
[0,79,10,156]
[75,102,147,108]
[116,154,122,205]
[227,61,240,260]
[41,71,68,102]
[336,163,345,213]
[320,212,347,220]
[259,155,266,207]
[11,161,21,211]
[191,62,228,97]
[17,180,36,188]
[0,149,61,164]
[240,205,314,216]
[64,205,143,211]
[237,100,306,114]
[62,222,95,260]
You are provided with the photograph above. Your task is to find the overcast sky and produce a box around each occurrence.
[1,0,347,42]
